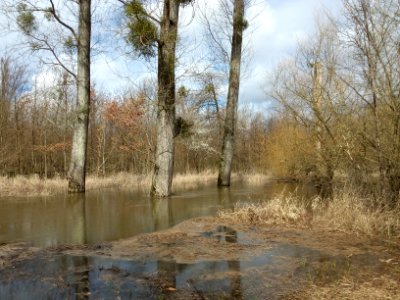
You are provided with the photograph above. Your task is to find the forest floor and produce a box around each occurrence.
[1,216,399,299]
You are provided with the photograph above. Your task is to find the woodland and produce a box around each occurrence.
[0,0,399,207]
[1,1,400,298]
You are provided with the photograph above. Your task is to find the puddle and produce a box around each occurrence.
[0,241,389,300]
[200,225,240,243]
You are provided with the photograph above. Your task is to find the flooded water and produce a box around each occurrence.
[0,183,397,299]
[0,182,313,247]
[0,248,316,299]
[0,226,384,300]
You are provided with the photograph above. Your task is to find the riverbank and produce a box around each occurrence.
[0,171,271,197]
[219,189,400,239]
[1,216,399,299]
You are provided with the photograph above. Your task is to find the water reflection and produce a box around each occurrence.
[0,183,316,247]
[0,241,370,300]
[151,198,173,231]
[0,254,252,299]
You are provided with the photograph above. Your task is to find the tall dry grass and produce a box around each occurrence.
[0,175,67,197]
[219,196,311,226]
[219,189,400,239]
[172,170,216,192]
[234,172,271,186]
[0,171,270,198]
[314,190,400,238]
[0,173,151,197]
[86,173,151,192]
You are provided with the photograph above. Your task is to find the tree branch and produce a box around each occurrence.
[29,34,77,79]
[48,0,77,40]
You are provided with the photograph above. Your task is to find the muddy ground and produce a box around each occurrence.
[1,217,400,299]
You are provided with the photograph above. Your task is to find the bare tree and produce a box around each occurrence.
[218,0,246,186]
[14,0,92,192]
[0,55,28,175]
[268,20,345,196]
[123,0,193,197]
[341,0,400,204]
[68,0,91,192]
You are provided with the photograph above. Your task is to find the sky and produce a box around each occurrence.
[227,0,342,107]
[0,0,343,108]
[94,0,342,108]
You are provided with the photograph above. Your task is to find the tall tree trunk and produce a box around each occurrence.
[67,0,91,193]
[218,0,245,186]
[150,0,179,197]
[312,62,322,155]
[312,62,333,197]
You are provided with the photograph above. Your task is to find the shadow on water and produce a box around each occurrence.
[0,182,317,247]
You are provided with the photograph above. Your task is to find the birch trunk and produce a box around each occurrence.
[67,0,91,193]
[218,0,245,186]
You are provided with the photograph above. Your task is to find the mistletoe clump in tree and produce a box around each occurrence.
[124,0,193,197]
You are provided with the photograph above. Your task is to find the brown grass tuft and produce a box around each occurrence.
[219,189,400,238]
[315,190,400,238]
[235,172,271,186]
[219,195,312,226]
[86,173,151,192]
[0,175,67,197]
[172,170,216,192]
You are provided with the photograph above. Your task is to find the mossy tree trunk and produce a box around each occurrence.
[218,0,245,187]
[68,0,91,193]
[150,0,179,197]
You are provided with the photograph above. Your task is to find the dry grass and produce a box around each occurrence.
[0,173,152,197]
[315,190,400,238]
[172,170,216,192]
[235,172,271,185]
[0,175,67,197]
[219,195,311,226]
[0,171,270,198]
[300,275,400,300]
[86,173,151,191]
[219,189,400,239]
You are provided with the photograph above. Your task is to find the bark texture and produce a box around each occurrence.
[67,0,91,193]
[150,0,179,197]
[218,0,245,187]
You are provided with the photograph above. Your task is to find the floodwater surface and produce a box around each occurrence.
[0,182,313,247]
[0,183,399,299]
[0,225,394,300]
[0,245,334,299]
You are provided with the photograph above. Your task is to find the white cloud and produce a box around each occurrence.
[33,68,59,90]
[238,0,342,105]
[91,53,153,93]
[0,0,342,105]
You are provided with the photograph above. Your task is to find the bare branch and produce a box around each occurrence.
[48,0,77,40]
